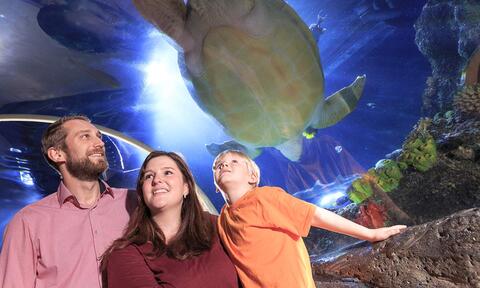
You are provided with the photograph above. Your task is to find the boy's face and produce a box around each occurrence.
[214,153,256,190]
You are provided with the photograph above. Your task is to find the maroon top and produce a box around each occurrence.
[105,219,239,288]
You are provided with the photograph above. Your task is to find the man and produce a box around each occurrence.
[0,115,136,288]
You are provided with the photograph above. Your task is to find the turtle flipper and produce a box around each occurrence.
[190,0,254,26]
[311,75,366,129]
[206,140,262,159]
[133,0,193,51]
[275,136,303,161]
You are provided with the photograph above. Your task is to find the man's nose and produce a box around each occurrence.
[94,137,105,148]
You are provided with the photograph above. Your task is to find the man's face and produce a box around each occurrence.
[61,120,107,181]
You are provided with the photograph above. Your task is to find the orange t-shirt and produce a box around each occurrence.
[217,186,316,288]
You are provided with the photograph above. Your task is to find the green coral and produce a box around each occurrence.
[348,160,403,204]
[397,119,437,172]
[368,159,403,192]
[347,119,437,204]
[347,177,373,204]
[444,110,455,124]
[432,110,454,125]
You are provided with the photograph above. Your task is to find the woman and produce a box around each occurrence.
[101,151,239,287]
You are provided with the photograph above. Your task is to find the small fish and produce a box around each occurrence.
[335,145,343,153]
[366,102,376,109]
[309,13,327,42]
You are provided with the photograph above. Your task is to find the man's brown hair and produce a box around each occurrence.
[41,115,91,169]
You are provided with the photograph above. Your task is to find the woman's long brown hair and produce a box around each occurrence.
[101,151,215,271]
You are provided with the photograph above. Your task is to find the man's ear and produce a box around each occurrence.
[47,147,66,165]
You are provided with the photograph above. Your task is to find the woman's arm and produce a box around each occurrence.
[311,207,406,242]
[105,245,162,288]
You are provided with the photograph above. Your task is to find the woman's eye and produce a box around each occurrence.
[144,174,153,180]
[164,170,173,175]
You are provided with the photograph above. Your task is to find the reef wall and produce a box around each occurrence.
[415,0,480,116]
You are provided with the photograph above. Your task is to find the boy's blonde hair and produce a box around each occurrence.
[212,150,261,187]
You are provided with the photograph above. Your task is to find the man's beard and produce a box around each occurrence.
[65,151,108,181]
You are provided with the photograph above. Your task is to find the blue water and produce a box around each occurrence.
[0,0,429,247]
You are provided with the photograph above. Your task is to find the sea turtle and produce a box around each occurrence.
[133,0,366,161]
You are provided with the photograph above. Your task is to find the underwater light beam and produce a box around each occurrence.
[138,35,227,150]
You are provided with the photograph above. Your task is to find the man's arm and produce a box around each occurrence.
[0,212,37,288]
[311,207,406,242]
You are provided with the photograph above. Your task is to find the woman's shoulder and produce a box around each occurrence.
[109,243,151,261]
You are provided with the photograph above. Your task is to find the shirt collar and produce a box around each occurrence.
[57,179,115,206]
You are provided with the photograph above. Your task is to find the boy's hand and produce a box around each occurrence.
[368,225,407,242]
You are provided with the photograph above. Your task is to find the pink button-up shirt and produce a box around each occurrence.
[0,181,135,288]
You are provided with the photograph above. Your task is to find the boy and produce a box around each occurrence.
[213,150,406,288]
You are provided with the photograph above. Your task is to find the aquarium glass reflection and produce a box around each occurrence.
[0,0,430,256]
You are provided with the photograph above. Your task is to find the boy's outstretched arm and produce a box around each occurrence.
[311,207,407,242]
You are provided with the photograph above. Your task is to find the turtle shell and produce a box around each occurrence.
[184,0,325,147]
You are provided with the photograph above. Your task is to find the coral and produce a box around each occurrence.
[368,159,403,192]
[348,160,403,203]
[397,119,438,172]
[453,83,480,119]
[347,177,373,204]
[415,0,480,116]
[388,116,480,224]
[433,110,455,125]
[444,110,455,124]
[355,201,387,229]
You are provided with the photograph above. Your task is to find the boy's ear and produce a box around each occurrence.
[47,147,66,165]
[248,172,258,186]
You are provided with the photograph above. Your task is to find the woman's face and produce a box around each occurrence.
[141,155,189,215]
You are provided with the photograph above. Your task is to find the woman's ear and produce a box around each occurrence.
[183,183,189,198]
